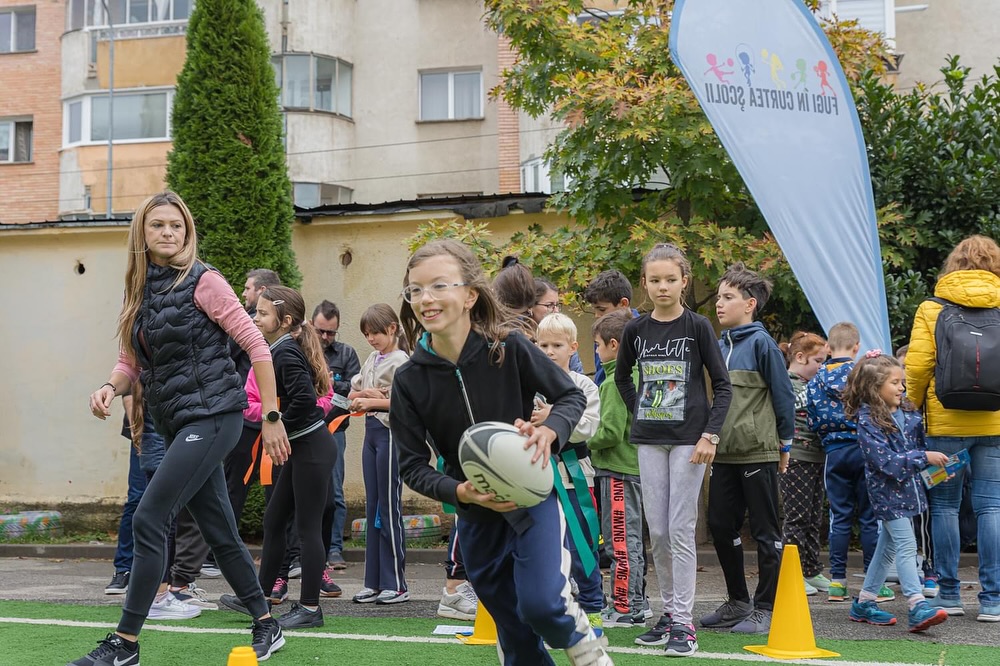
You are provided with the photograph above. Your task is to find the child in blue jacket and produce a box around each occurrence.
[843,351,950,632]
[806,321,880,602]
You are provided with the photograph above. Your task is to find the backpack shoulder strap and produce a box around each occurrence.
[928,296,954,307]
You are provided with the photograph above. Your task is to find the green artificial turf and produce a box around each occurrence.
[1,601,998,665]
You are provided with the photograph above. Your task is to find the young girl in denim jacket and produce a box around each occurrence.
[843,351,950,633]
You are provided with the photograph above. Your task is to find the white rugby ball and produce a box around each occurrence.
[459,421,554,508]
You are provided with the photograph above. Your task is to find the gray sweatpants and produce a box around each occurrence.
[597,473,645,615]
[119,411,269,636]
[638,444,707,626]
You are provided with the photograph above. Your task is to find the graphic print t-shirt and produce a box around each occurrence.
[615,310,731,446]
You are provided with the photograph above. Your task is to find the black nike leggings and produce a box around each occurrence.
[119,411,270,635]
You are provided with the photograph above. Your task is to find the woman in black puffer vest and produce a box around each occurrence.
[73,191,290,666]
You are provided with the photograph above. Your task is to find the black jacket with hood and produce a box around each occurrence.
[390,329,586,526]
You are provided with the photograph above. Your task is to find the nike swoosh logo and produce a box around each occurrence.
[113,655,138,666]
[743,469,761,478]
[185,434,203,442]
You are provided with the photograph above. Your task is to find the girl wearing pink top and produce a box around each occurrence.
[74,191,289,666]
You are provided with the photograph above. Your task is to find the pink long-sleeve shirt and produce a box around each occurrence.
[112,269,270,380]
[243,368,334,422]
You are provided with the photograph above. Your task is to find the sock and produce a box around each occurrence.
[907,594,925,610]
[153,590,169,603]
[858,590,877,603]
[116,636,138,651]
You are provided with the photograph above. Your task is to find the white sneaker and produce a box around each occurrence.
[148,592,202,620]
[437,582,478,620]
[804,579,818,596]
[170,583,219,610]
[565,629,613,666]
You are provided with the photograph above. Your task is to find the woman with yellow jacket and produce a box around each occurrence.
[906,235,1000,623]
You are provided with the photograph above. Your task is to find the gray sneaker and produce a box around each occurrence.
[699,599,753,628]
[731,608,772,634]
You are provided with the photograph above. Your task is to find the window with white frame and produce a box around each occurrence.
[272,54,352,117]
[520,156,569,194]
[0,119,33,163]
[293,182,353,208]
[66,0,191,30]
[64,90,172,145]
[1,6,36,53]
[419,69,482,121]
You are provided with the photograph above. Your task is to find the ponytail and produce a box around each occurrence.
[297,321,331,397]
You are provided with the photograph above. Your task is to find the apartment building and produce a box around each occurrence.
[0,0,62,224]
[0,0,520,223]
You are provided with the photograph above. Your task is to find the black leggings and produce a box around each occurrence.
[258,426,337,606]
[120,411,268,635]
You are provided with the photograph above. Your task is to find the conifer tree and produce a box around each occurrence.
[167,0,301,288]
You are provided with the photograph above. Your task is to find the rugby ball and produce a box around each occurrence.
[459,421,554,508]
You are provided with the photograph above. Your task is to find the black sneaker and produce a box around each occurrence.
[664,622,699,657]
[104,571,129,595]
[277,602,324,629]
[67,633,139,666]
[251,617,285,662]
[700,599,753,628]
[320,570,343,598]
[634,613,673,646]
[220,593,271,617]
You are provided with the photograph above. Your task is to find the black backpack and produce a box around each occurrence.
[931,297,1000,411]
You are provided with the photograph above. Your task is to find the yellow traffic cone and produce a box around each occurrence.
[744,544,840,659]
[227,646,258,665]
[457,601,497,645]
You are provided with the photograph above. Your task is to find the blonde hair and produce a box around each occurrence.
[827,321,860,352]
[400,240,515,365]
[260,286,331,397]
[536,312,578,344]
[116,191,199,365]
[940,235,1000,279]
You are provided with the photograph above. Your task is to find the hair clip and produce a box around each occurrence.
[864,348,883,359]
[272,299,285,305]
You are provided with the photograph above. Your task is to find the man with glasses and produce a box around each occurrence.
[313,300,361,570]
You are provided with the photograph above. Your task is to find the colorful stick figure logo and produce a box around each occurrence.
[791,58,808,91]
[735,44,755,87]
[813,60,836,97]
[704,53,734,83]
[760,48,785,89]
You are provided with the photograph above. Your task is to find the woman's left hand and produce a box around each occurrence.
[515,418,555,469]
[778,452,790,474]
[351,398,369,412]
[262,420,291,465]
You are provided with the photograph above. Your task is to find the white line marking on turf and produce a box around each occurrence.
[0,617,928,665]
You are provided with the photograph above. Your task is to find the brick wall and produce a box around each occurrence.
[0,0,62,224]
[495,34,521,194]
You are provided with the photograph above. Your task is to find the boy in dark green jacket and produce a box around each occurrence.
[590,310,647,629]
[703,263,795,636]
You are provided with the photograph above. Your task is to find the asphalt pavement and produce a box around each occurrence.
[0,545,995,648]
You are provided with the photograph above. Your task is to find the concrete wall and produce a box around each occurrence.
[895,1,1000,92]
[0,208,584,510]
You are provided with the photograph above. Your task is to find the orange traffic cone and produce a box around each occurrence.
[457,601,497,645]
[744,544,840,659]
[227,646,258,665]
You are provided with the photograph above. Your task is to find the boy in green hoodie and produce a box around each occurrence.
[590,310,647,629]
